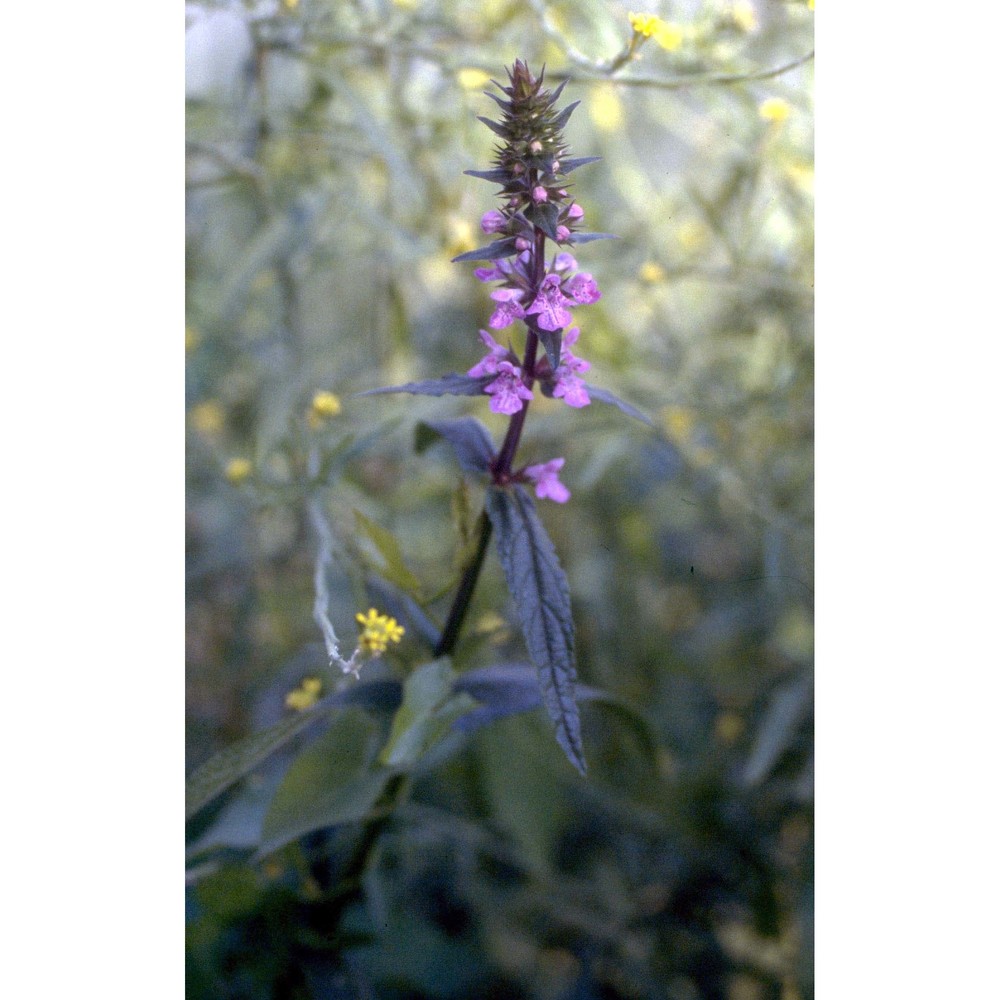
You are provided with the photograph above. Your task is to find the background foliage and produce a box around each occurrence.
[186,1,814,997]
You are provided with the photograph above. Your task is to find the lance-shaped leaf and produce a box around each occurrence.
[360,373,489,398]
[477,115,512,139]
[567,232,619,245]
[463,167,509,183]
[451,237,520,263]
[184,680,402,820]
[257,707,391,857]
[484,485,586,775]
[414,417,495,475]
[355,509,423,596]
[552,100,581,130]
[585,385,653,425]
[559,156,602,174]
[365,575,442,652]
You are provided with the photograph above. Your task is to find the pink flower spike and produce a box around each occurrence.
[484,362,534,415]
[481,210,506,233]
[467,329,509,377]
[553,253,578,272]
[524,458,571,503]
[488,287,526,330]
[567,203,585,221]
[565,272,601,305]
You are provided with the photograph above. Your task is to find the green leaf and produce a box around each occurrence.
[451,238,519,263]
[463,167,509,183]
[484,485,586,775]
[360,373,489,398]
[586,385,653,425]
[354,509,423,596]
[476,115,511,139]
[524,202,560,241]
[568,232,618,245]
[559,156,602,174]
[186,710,325,821]
[536,327,563,371]
[185,682,403,821]
[415,417,495,475]
[257,708,391,856]
[379,659,476,769]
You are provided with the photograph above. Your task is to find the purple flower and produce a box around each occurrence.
[551,326,591,408]
[532,185,548,203]
[474,265,504,282]
[556,225,571,242]
[489,287,526,329]
[525,273,573,332]
[481,210,506,233]
[467,329,510,377]
[524,457,570,503]
[564,272,601,305]
[567,203,584,221]
[553,252,578,272]
[484,361,534,415]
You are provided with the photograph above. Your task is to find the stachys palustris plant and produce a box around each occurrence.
[367,60,649,774]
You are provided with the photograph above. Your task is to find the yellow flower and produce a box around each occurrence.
[190,400,225,436]
[730,1,758,33]
[308,390,342,428]
[456,68,491,91]
[808,0,815,9]
[282,0,299,9]
[759,97,791,123]
[628,12,660,36]
[356,608,405,656]
[638,261,666,284]
[285,676,322,711]
[652,21,683,51]
[588,83,623,132]
[628,12,683,50]
[225,457,253,484]
[185,326,200,353]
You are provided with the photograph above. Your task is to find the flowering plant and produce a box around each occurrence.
[366,60,649,772]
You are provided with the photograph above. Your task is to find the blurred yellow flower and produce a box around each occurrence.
[808,0,815,9]
[225,457,253,484]
[446,216,475,256]
[759,97,791,123]
[190,400,225,436]
[629,12,683,51]
[356,608,405,656]
[185,326,200,353]
[730,1,758,32]
[588,84,623,132]
[677,220,709,252]
[285,676,322,711]
[638,261,666,284]
[661,405,695,442]
[715,712,745,744]
[457,68,491,91]
[308,390,342,428]
[282,0,299,9]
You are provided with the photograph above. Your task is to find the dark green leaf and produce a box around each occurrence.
[484,486,586,775]
[551,100,581,130]
[414,417,495,474]
[483,91,512,113]
[559,156,602,174]
[477,116,511,139]
[524,202,560,241]
[359,373,489,398]
[451,237,519,263]
[586,385,654,425]
[568,232,618,244]
[536,328,563,371]
[257,708,391,856]
[463,167,509,183]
